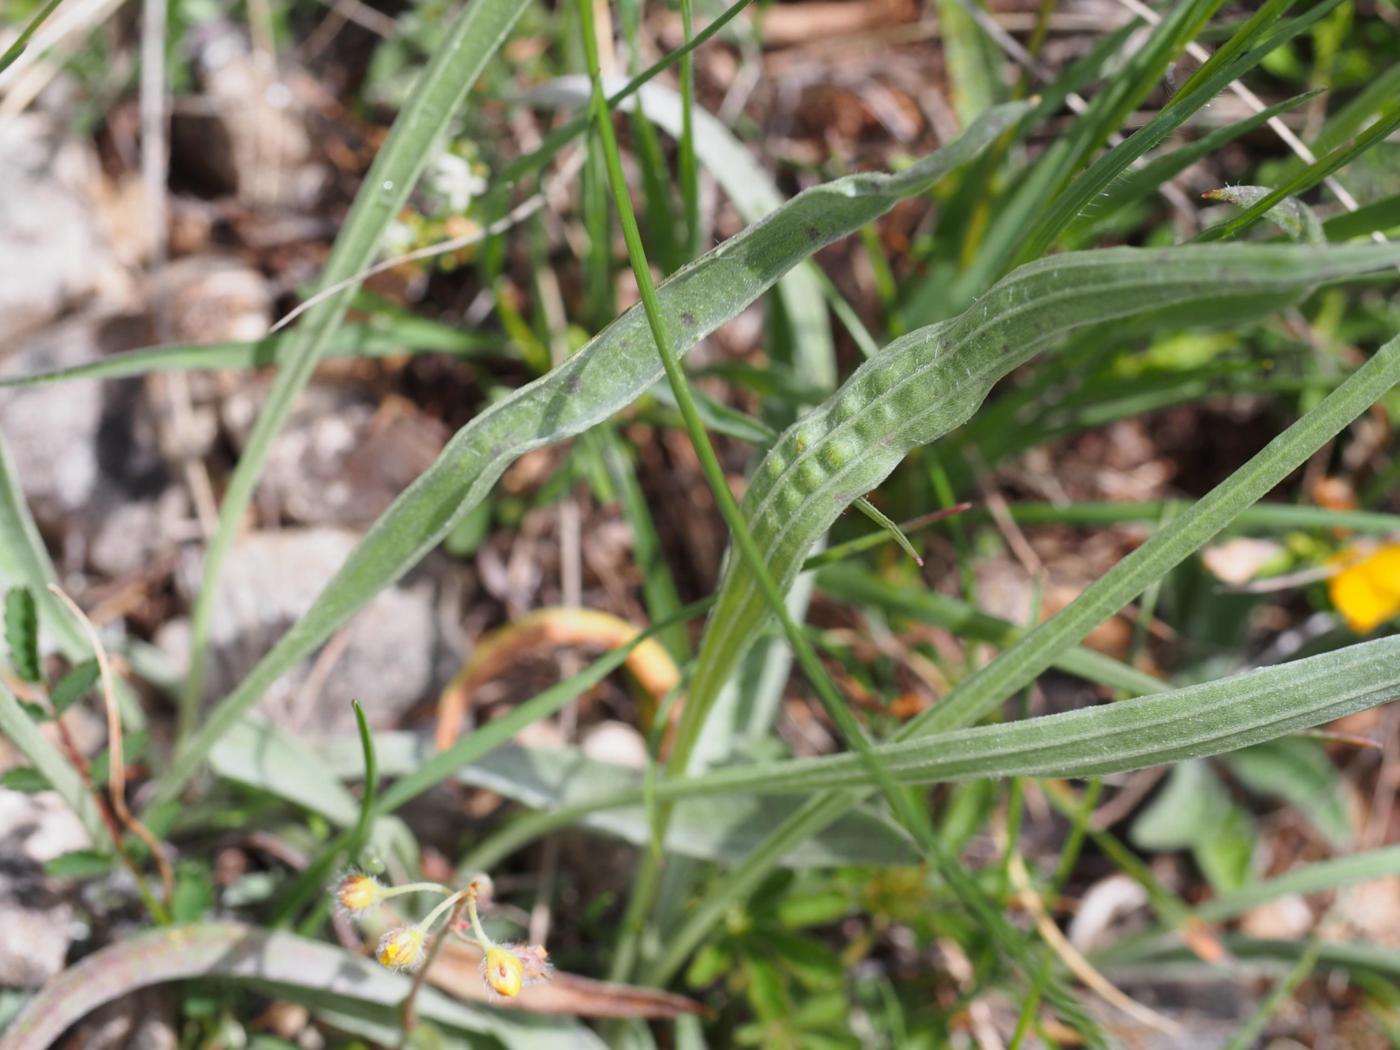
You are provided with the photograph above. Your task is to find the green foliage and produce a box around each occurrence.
[4,1,1400,1046]
[4,587,40,684]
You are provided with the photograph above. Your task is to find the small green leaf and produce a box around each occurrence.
[5,587,41,683]
[775,890,849,929]
[742,955,788,1021]
[686,942,731,987]
[17,700,48,723]
[0,766,50,792]
[172,863,215,924]
[1192,803,1257,894]
[1224,737,1353,847]
[49,660,99,714]
[45,849,115,878]
[761,929,843,989]
[1131,760,1224,851]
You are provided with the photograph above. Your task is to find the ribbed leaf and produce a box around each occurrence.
[149,101,1028,807]
[425,634,1400,805]
[677,243,1400,768]
[4,586,40,683]
[651,320,1400,986]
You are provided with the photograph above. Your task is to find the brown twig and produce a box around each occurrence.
[49,585,175,909]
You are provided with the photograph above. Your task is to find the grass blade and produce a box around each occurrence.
[1015,0,1334,264]
[528,75,834,387]
[0,0,63,76]
[178,0,533,742]
[0,321,495,388]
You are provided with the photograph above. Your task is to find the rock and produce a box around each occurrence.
[0,117,117,343]
[242,389,450,529]
[156,255,272,345]
[162,528,445,734]
[0,314,169,536]
[0,875,73,987]
[0,790,92,864]
[59,991,177,1050]
[170,25,323,208]
[1240,892,1314,940]
[581,721,649,769]
[0,791,90,988]
[88,488,189,579]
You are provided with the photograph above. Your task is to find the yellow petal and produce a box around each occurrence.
[1329,544,1400,633]
[482,946,524,997]
[377,927,425,971]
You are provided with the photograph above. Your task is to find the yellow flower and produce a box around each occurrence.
[333,873,383,915]
[1329,543,1400,633]
[482,945,525,997]
[377,927,426,971]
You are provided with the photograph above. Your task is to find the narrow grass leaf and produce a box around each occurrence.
[0,322,494,389]
[817,564,1166,696]
[0,0,62,76]
[1065,90,1320,241]
[1016,0,1335,264]
[179,0,533,741]
[528,75,834,386]
[985,500,1400,534]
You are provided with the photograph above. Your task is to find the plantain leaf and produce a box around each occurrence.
[149,101,1030,808]
[675,243,1400,769]
[652,323,1400,984]
[471,633,1400,805]
[317,734,919,869]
